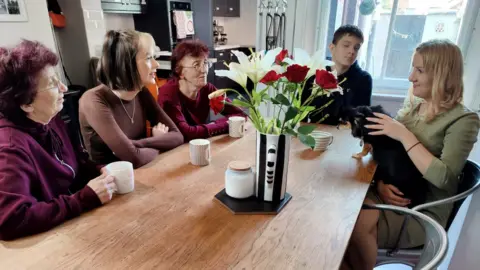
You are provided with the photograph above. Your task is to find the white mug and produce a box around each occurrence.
[189,139,211,166]
[228,116,245,138]
[105,161,134,194]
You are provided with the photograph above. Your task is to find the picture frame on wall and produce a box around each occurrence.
[0,0,28,22]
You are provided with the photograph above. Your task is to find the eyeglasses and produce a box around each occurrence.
[182,61,213,71]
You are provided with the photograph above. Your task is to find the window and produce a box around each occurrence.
[324,0,468,95]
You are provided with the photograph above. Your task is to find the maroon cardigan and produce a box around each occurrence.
[157,79,245,141]
[0,115,101,240]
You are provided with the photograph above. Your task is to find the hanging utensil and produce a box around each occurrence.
[280,0,287,48]
[257,0,266,51]
[265,0,276,50]
[273,0,282,48]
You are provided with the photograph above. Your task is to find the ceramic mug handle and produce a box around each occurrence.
[328,136,334,146]
[205,147,211,162]
[239,123,244,136]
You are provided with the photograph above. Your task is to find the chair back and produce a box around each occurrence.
[445,160,480,229]
[415,216,448,269]
[365,204,448,270]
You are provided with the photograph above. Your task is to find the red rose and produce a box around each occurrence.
[260,70,282,84]
[275,49,289,64]
[282,64,309,83]
[209,94,225,115]
[315,69,338,89]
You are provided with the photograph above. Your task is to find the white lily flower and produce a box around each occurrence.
[228,47,283,83]
[214,62,248,88]
[284,48,332,78]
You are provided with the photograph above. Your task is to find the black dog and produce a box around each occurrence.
[343,105,428,207]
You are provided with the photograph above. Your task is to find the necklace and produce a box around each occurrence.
[118,96,136,124]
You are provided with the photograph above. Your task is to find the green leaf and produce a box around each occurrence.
[303,106,316,112]
[232,99,252,108]
[297,125,316,135]
[276,118,282,128]
[284,83,297,92]
[299,134,316,149]
[284,106,298,123]
[265,119,275,134]
[285,127,298,137]
[274,93,290,106]
[270,97,281,105]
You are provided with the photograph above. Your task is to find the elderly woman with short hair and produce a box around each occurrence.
[157,39,246,142]
[0,40,116,240]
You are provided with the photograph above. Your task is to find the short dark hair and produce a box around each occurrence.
[97,29,143,91]
[0,40,58,119]
[332,25,364,45]
[171,39,209,78]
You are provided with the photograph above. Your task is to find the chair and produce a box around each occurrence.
[375,159,480,268]
[146,75,167,137]
[362,204,448,270]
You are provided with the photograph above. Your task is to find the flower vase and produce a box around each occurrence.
[255,131,291,202]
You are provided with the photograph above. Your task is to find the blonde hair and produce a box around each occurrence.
[397,39,464,121]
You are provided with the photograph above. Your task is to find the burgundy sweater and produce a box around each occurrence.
[158,79,245,141]
[0,115,102,240]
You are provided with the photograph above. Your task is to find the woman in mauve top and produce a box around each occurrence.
[79,30,183,169]
[157,40,245,142]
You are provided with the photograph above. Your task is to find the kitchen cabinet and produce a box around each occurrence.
[212,0,239,17]
[101,0,146,14]
[225,0,240,17]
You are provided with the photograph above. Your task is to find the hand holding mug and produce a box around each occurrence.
[87,173,117,204]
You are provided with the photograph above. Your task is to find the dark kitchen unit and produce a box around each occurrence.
[133,0,214,52]
[101,0,147,14]
[212,0,240,17]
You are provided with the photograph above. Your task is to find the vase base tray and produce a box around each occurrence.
[214,189,292,215]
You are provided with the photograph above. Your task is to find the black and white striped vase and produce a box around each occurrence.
[255,131,291,202]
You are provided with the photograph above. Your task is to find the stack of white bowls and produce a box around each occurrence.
[310,130,334,151]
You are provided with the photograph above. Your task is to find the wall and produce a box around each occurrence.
[464,8,480,110]
[214,0,257,46]
[55,0,91,87]
[0,0,69,83]
[104,13,135,30]
[0,0,56,50]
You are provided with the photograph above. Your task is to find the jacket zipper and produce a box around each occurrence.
[54,153,76,179]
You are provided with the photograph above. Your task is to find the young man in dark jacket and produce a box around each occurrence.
[303,25,372,125]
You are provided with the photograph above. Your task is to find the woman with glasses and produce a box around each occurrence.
[0,40,116,240]
[79,30,184,169]
[158,39,245,142]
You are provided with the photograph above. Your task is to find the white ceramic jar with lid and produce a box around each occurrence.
[225,161,255,199]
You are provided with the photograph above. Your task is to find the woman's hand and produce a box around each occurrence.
[87,174,117,204]
[365,113,414,143]
[377,180,411,206]
[152,123,169,137]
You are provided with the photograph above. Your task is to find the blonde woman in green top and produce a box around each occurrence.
[341,39,480,270]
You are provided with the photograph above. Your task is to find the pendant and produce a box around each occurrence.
[131,119,134,124]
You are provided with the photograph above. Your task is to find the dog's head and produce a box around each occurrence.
[341,105,389,139]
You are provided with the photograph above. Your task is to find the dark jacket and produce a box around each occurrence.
[302,61,372,125]
[0,115,101,240]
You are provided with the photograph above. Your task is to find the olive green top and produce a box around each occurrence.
[396,100,480,227]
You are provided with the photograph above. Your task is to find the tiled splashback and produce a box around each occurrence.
[81,3,107,58]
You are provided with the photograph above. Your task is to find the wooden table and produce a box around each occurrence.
[0,125,376,270]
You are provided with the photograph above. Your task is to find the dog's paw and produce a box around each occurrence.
[352,152,367,159]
